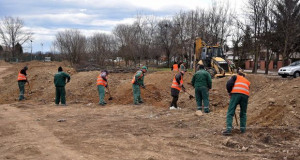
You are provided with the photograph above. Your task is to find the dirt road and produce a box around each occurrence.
[0,103,266,160]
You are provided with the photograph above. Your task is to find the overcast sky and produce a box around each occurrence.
[0,0,247,53]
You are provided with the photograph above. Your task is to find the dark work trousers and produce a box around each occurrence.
[55,87,66,105]
[170,88,180,108]
[18,81,26,100]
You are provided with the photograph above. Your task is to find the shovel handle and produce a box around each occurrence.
[234,113,239,126]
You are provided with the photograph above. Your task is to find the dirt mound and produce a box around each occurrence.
[0,61,299,128]
[1,61,300,159]
[247,75,299,127]
[0,61,74,104]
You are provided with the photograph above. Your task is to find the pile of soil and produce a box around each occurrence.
[0,61,298,128]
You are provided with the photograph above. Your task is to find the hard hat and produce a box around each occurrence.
[141,66,148,71]
[198,60,204,65]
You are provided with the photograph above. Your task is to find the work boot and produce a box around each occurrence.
[99,103,106,106]
[61,104,67,106]
[240,129,246,134]
[204,107,210,113]
[134,102,140,105]
[197,106,202,111]
[139,101,144,104]
[169,106,177,110]
[222,130,232,136]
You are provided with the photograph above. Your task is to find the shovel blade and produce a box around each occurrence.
[189,95,194,99]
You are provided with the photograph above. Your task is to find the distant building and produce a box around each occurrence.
[44,57,51,62]
[244,49,300,70]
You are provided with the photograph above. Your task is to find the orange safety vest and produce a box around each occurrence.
[231,75,250,96]
[173,64,179,71]
[17,72,27,81]
[171,73,183,91]
[131,71,144,84]
[97,73,108,87]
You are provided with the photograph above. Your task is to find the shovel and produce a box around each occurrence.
[184,90,195,99]
[139,85,162,101]
[27,82,33,94]
[107,87,113,100]
[234,112,239,126]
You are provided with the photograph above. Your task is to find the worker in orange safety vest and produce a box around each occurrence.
[170,69,186,110]
[132,66,147,105]
[97,70,109,106]
[223,70,250,136]
[17,66,28,101]
[172,62,179,71]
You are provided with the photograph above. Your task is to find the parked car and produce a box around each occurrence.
[278,60,300,78]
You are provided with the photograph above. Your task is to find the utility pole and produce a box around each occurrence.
[30,40,33,61]
[41,43,43,54]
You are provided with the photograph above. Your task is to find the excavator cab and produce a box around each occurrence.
[194,38,234,78]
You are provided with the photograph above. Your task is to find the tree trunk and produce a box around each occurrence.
[265,48,270,75]
[167,49,170,68]
[283,36,289,66]
[252,46,259,73]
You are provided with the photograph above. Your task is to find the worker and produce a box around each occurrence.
[97,70,109,106]
[179,61,186,72]
[223,70,250,136]
[54,66,70,106]
[191,63,212,113]
[172,61,179,71]
[17,66,29,101]
[132,66,147,105]
[170,69,186,110]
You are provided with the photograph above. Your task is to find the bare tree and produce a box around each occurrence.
[88,33,115,65]
[247,0,265,73]
[113,24,138,66]
[260,0,275,74]
[0,17,33,58]
[155,20,180,67]
[231,19,244,68]
[54,29,86,65]
[173,11,189,62]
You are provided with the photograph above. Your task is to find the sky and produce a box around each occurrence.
[0,0,247,53]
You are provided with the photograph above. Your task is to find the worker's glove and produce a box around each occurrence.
[141,85,145,89]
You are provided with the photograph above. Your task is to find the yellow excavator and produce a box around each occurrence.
[194,37,234,78]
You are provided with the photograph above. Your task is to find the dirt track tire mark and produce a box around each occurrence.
[0,103,96,160]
